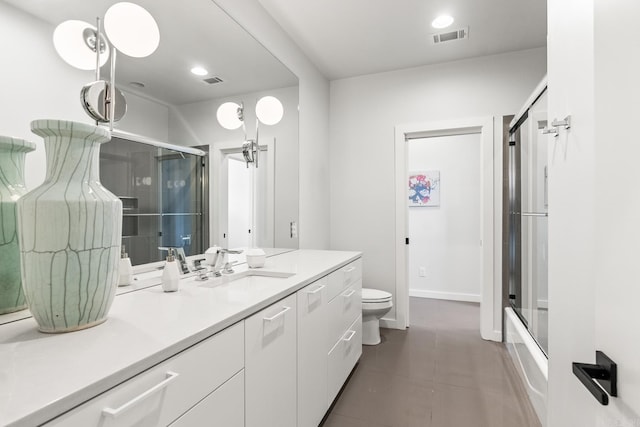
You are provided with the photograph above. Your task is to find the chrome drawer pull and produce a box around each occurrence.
[263,306,291,322]
[307,284,326,295]
[102,371,180,418]
[342,330,356,342]
[343,266,356,273]
[341,289,356,298]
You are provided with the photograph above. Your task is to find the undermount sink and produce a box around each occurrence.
[197,268,295,288]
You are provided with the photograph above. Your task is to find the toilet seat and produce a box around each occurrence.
[362,288,392,303]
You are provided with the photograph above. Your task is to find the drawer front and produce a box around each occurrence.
[297,280,329,427]
[326,258,362,301]
[45,322,244,427]
[327,279,362,351]
[327,315,362,406]
[169,370,244,427]
[245,293,297,427]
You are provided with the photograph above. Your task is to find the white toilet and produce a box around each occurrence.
[361,288,393,345]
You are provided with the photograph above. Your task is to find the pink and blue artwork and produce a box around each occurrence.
[408,171,440,207]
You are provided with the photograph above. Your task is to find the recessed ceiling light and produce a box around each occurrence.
[190,66,208,76]
[432,14,454,29]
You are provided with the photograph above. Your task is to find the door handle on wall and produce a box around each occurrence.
[572,351,617,405]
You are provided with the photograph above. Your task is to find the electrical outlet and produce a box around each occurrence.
[419,267,426,277]
[290,221,298,238]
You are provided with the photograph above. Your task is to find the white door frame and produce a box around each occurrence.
[210,139,275,248]
[394,117,498,341]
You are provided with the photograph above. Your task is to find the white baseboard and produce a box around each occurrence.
[483,329,503,342]
[409,289,481,303]
[379,317,404,330]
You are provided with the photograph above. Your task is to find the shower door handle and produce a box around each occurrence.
[572,351,617,405]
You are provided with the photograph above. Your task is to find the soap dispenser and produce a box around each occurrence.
[118,245,134,287]
[162,248,181,292]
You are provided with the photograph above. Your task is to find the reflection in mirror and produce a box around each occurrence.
[100,139,208,266]
[0,0,299,266]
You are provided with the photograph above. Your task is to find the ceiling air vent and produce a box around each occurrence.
[431,27,469,44]
[203,76,223,84]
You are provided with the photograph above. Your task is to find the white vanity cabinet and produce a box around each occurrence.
[44,322,244,427]
[245,293,298,427]
[3,251,365,427]
[297,278,329,427]
[169,370,244,427]
[325,259,363,405]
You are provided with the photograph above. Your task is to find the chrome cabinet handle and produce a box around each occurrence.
[341,289,356,298]
[342,330,356,342]
[102,371,180,418]
[343,266,356,273]
[263,306,291,322]
[307,284,326,295]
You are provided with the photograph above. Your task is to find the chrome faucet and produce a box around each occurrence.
[159,247,190,274]
[211,248,243,277]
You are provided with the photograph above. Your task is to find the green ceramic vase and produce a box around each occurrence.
[0,136,36,314]
[17,120,122,333]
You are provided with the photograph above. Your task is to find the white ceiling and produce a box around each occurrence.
[258,0,547,80]
[5,0,298,106]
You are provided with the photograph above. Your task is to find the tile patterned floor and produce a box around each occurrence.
[322,298,542,427]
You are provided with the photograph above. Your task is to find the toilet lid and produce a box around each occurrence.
[362,288,392,302]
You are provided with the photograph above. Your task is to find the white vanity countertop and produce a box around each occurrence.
[0,249,361,427]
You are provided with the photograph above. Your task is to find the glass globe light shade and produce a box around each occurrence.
[217,102,243,130]
[104,2,160,58]
[255,96,284,126]
[53,20,110,70]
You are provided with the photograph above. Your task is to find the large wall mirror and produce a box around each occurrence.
[0,0,300,266]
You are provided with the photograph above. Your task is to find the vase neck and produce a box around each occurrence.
[0,138,33,190]
[31,120,110,185]
[44,135,103,184]
[0,151,28,190]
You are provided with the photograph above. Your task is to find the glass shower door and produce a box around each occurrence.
[517,92,549,354]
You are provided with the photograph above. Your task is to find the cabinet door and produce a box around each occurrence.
[297,279,329,427]
[328,315,362,406]
[44,322,244,427]
[245,294,297,427]
[169,370,244,427]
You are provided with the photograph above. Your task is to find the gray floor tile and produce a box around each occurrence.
[323,298,541,427]
[330,367,434,427]
[322,413,391,427]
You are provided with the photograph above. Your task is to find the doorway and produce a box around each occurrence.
[394,117,497,341]
[211,140,275,249]
[407,133,482,303]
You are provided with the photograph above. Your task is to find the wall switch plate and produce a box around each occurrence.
[419,267,426,277]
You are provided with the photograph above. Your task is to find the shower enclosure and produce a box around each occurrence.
[505,89,549,355]
[100,137,208,266]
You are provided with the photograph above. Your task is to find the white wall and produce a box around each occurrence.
[0,3,169,190]
[330,47,547,325]
[546,1,596,426]
[168,85,299,248]
[0,2,93,190]
[213,0,330,250]
[408,133,481,302]
[548,0,640,426]
[116,91,169,142]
